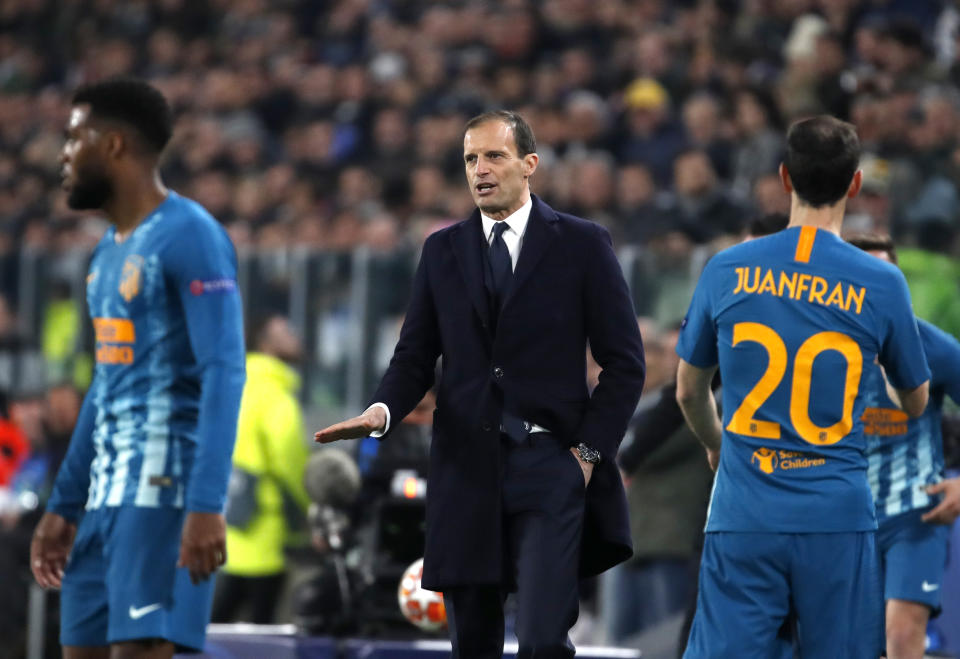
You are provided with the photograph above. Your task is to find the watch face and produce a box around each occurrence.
[577,444,601,464]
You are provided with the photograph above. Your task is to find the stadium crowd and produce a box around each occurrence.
[1,0,960,263]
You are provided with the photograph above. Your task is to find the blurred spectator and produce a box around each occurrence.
[567,151,618,233]
[563,90,614,157]
[681,93,733,180]
[619,78,686,186]
[214,314,310,624]
[616,163,675,245]
[365,106,414,206]
[730,88,783,199]
[877,19,941,85]
[672,149,746,243]
[844,154,894,235]
[752,172,790,217]
[813,32,856,120]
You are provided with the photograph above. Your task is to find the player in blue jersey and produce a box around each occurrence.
[675,116,930,658]
[847,234,960,659]
[29,78,245,658]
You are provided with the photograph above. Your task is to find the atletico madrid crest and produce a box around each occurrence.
[119,255,144,302]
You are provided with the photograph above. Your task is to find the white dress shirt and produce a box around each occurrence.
[480,196,533,271]
[367,196,540,438]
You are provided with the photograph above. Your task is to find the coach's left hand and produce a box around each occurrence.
[179,511,227,584]
[922,478,960,525]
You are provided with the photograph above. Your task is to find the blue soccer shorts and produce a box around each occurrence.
[60,505,216,652]
[684,531,883,659]
[877,507,950,613]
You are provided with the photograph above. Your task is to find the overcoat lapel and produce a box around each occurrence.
[449,212,492,332]
[501,195,558,311]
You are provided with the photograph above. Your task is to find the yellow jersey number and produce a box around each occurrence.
[726,322,862,445]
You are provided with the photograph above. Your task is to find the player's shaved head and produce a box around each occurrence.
[783,116,861,208]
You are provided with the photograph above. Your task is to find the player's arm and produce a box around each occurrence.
[889,380,929,418]
[169,225,246,583]
[877,269,931,418]
[879,362,929,417]
[919,322,960,524]
[676,360,722,469]
[31,385,98,588]
[928,322,960,408]
[675,257,721,468]
[45,387,97,520]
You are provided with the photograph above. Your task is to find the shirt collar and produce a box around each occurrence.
[481,196,533,240]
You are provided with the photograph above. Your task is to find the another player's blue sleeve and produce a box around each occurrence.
[676,260,719,367]
[877,271,930,390]
[167,218,246,513]
[919,320,960,404]
[45,387,97,521]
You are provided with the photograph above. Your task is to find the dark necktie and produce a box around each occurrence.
[487,221,528,442]
[488,221,512,311]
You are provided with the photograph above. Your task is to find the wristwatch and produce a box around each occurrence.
[575,442,602,465]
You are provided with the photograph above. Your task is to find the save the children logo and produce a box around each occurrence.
[751,447,827,474]
[751,447,778,474]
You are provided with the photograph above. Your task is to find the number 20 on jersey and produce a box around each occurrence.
[726,322,862,446]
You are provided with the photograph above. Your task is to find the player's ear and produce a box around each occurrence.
[847,169,863,199]
[779,163,792,194]
[104,131,125,160]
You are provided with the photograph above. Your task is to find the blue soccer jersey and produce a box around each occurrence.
[677,226,929,532]
[47,192,245,517]
[865,319,960,522]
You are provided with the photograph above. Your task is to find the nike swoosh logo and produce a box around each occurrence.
[129,603,163,619]
[922,581,939,592]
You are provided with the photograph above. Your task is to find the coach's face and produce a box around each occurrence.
[464,120,538,221]
[60,104,114,210]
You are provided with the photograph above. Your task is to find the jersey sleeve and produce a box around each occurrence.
[877,270,931,391]
[920,321,960,404]
[45,386,98,521]
[676,259,719,367]
[166,219,246,513]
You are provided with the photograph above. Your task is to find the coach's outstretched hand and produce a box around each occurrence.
[30,512,76,589]
[314,406,387,444]
[179,511,227,584]
[922,477,960,525]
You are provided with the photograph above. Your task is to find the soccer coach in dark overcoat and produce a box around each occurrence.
[316,110,645,658]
